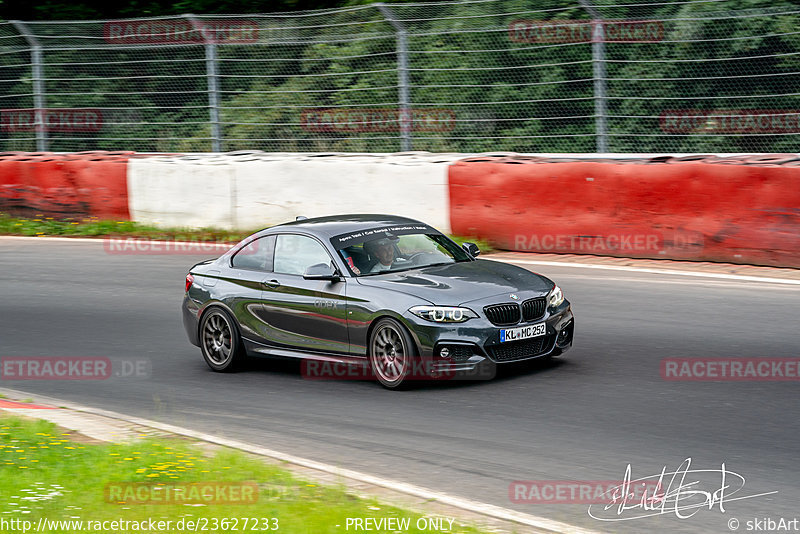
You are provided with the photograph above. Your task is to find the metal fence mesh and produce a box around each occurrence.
[1,0,799,153]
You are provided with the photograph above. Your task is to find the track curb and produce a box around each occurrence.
[0,387,603,534]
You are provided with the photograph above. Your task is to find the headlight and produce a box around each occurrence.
[548,285,564,309]
[409,306,477,323]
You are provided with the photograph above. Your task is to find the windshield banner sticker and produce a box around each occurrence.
[330,225,436,249]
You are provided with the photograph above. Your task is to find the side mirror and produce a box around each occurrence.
[303,262,340,281]
[462,242,480,257]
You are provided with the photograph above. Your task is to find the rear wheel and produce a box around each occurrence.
[369,318,417,389]
[200,308,243,372]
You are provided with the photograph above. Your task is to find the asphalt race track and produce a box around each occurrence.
[1,238,798,534]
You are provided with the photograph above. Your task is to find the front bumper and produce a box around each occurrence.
[400,301,574,375]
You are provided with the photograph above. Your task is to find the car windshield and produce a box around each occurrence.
[334,231,470,276]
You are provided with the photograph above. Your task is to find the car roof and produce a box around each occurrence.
[264,214,434,239]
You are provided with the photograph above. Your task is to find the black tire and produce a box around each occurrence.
[199,307,244,372]
[368,317,418,389]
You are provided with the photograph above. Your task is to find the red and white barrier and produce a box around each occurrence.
[1,151,798,268]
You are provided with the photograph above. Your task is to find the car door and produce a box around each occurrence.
[259,233,350,354]
[225,234,277,344]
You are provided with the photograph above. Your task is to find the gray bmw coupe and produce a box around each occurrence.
[182,214,574,388]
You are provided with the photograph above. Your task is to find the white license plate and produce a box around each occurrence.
[500,322,546,343]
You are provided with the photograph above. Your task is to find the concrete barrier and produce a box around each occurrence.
[128,153,458,232]
[0,152,130,219]
[127,157,235,229]
[449,158,800,268]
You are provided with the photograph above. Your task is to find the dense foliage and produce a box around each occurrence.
[1,0,798,153]
[0,0,345,20]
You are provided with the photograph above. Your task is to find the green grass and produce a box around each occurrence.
[0,416,485,533]
[0,213,498,253]
[0,213,254,242]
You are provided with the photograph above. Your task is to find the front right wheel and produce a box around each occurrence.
[368,318,417,389]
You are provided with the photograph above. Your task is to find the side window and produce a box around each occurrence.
[273,234,332,276]
[231,235,275,271]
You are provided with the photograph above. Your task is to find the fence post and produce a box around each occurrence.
[577,0,608,153]
[186,15,222,152]
[376,4,412,152]
[11,20,47,152]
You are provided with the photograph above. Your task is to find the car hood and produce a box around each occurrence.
[355,259,553,305]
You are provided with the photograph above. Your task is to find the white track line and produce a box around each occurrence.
[0,388,603,534]
[4,235,797,285]
[495,258,800,286]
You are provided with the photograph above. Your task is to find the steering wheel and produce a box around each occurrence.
[407,252,435,265]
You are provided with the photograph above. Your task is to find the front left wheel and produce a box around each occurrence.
[368,318,417,389]
[200,308,244,372]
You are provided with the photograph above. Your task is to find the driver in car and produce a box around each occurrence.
[367,238,396,273]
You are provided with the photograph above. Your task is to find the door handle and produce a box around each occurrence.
[263,279,281,288]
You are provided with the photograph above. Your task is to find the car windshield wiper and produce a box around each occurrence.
[419,261,454,268]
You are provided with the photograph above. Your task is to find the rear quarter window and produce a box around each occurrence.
[231,235,275,271]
